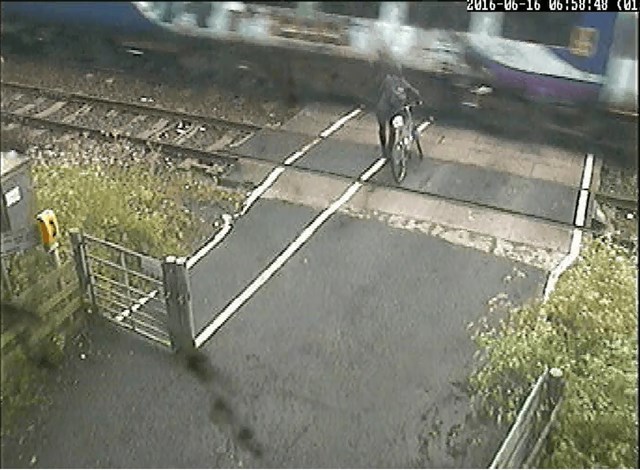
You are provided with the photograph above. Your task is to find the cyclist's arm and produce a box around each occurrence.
[403,80,423,105]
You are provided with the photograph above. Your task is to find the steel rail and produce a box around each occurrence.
[1,80,262,133]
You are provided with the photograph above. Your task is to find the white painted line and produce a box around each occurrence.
[195,156,388,348]
[574,153,593,227]
[573,153,595,228]
[186,214,234,269]
[574,190,590,227]
[244,107,361,212]
[240,166,286,216]
[185,106,364,255]
[283,137,322,165]
[543,228,583,301]
[360,157,387,182]
[543,152,593,300]
[319,107,363,138]
[581,153,594,190]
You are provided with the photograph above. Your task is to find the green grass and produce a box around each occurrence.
[5,159,243,297]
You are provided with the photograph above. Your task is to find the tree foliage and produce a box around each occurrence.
[470,238,638,468]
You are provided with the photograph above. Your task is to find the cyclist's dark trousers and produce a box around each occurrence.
[414,126,424,158]
[377,116,396,158]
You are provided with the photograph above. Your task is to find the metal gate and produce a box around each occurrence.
[69,229,195,351]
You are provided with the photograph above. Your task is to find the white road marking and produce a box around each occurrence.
[194,157,385,348]
[360,157,387,182]
[186,106,363,264]
[574,190,590,227]
[574,153,594,227]
[194,115,432,346]
[581,153,594,190]
[238,108,361,216]
[240,166,286,216]
[186,215,234,270]
[543,228,583,301]
[543,153,594,299]
[283,137,322,165]
[319,107,363,138]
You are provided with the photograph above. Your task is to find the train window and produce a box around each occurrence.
[614,13,638,59]
[502,13,579,47]
[320,2,380,20]
[407,2,470,32]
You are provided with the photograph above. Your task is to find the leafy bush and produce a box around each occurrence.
[470,238,638,468]
[5,161,243,297]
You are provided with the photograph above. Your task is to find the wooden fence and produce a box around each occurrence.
[489,368,565,469]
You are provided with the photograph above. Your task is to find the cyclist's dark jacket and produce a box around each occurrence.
[375,74,422,125]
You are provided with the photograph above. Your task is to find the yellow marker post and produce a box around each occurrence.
[36,209,61,270]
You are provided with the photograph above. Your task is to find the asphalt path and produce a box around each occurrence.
[1,207,545,469]
[198,211,546,468]
[189,199,320,336]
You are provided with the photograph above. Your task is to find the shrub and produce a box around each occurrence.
[470,238,638,468]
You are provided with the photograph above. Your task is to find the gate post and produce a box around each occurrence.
[70,229,91,303]
[162,256,195,353]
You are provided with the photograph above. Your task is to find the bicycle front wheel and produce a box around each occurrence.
[390,143,407,183]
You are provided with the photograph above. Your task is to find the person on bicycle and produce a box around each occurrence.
[375,69,425,160]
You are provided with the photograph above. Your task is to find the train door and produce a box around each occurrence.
[601,13,638,113]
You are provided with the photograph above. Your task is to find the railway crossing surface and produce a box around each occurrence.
[2,101,596,468]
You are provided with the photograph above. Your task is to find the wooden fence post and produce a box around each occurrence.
[1,256,13,299]
[522,368,566,469]
[162,256,195,353]
[70,229,91,303]
[547,367,565,405]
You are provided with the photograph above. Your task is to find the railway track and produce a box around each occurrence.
[1,80,606,236]
[1,81,260,152]
[595,192,638,212]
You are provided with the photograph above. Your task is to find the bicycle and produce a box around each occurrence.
[388,101,424,184]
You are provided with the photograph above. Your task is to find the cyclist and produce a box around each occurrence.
[375,67,425,160]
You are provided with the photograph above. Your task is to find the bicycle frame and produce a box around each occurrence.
[391,105,416,152]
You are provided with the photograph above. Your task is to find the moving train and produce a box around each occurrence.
[2,2,638,116]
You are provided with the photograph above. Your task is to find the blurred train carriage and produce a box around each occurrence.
[2,2,637,116]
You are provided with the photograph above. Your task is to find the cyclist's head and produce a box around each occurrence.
[376,49,402,79]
